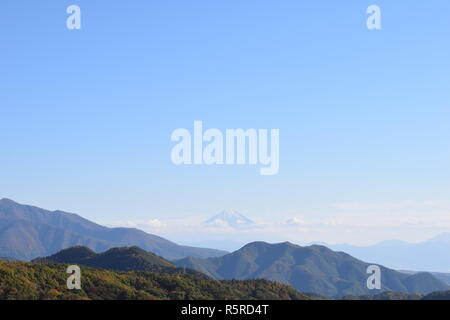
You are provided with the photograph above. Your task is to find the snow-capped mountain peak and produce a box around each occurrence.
[203,210,255,229]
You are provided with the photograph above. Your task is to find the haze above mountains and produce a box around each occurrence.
[327,235,450,272]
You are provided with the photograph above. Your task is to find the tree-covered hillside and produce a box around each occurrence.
[422,291,450,300]
[0,261,309,300]
[341,292,422,300]
[33,246,209,278]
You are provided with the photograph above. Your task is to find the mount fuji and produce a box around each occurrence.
[203,210,255,229]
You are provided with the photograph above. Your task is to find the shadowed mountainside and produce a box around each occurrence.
[33,246,207,278]
[175,241,449,298]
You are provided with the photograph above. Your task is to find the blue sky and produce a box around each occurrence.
[1,1,450,245]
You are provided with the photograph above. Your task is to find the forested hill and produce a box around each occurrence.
[33,246,206,278]
[0,260,309,300]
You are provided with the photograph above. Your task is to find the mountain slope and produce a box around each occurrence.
[422,290,450,300]
[175,241,450,298]
[0,198,226,261]
[32,246,208,277]
[429,272,450,285]
[0,260,309,300]
[34,246,173,267]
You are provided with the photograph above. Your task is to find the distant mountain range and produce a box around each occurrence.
[429,272,450,285]
[0,198,226,261]
[3,198,450,299]
[399,270,450,285]
[329,235,450,272]
[175,241,450,298]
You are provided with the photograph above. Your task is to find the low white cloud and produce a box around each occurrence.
[285,217,306,226]
[143,219,166,228]
[207,219,229,228]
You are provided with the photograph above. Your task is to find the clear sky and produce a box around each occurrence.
[1,1,450,246]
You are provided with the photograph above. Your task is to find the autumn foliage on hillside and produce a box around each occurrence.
[0,261,308,300]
